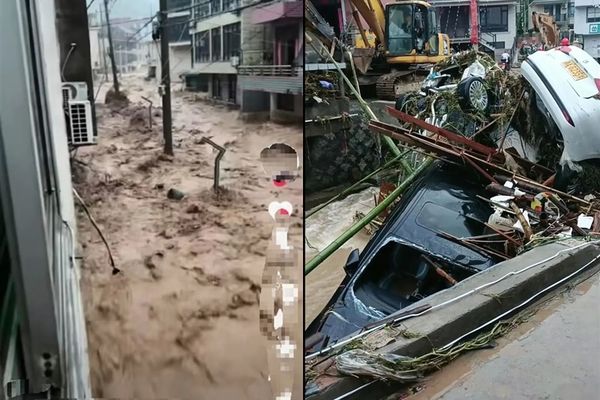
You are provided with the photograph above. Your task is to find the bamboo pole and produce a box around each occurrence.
[306,150,411,219]
[305,158,434,275]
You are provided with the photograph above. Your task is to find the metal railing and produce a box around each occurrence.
[479,31,497,50]
[237,64,299,76]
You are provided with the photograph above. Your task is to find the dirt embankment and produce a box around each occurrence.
[74,75,303,399]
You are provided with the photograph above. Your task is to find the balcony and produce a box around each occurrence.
[237,64,299,76]
[237,64,302,95]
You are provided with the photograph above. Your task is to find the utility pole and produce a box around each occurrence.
[159,0,173,155]
[103,0,120,93]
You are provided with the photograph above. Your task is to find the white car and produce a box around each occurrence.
[521,45,600,169]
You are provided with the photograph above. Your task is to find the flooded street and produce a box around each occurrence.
[75,74,303,399]
[305,188,376,325]
[405,273,600,400]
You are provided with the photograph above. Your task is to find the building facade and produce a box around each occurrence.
[188,0,243,103]
[237,0,303,122]
[574,1,600,59]
[167,0,193,83]
[432,0,518,55]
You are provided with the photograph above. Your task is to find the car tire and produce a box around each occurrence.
[457,77,489,113]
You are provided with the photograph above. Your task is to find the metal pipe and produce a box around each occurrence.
[306,150,411,219]
[199,137,226,192]
[305,158,433,275]
[141,96,153,128]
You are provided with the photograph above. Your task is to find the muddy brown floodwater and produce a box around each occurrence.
[75,74,302,399]
[305,188,376,326]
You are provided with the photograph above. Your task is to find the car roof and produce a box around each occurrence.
[360,162,497,271]
[526,46,600,99]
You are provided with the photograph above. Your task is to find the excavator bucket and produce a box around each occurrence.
[352,47,376,75]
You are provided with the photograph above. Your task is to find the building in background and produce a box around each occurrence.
[187,0,243,103]
[432,0,518,56]
[238,0,303,122]
[529,0,574,35]
[166,0,193,84]
[574,1,600,60]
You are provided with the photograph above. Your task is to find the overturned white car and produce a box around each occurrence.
[521,45,600,168]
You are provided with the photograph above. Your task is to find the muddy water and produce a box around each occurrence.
[305,188,377,325]
[77,74,303,399]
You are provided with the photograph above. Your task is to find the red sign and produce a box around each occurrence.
[470,0,479,45]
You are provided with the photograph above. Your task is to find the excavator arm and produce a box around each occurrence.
[532,11,559,48]
[348,0,387,47]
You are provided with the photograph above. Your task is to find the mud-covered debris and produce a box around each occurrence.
[167,188,185,200]
[144,255,157,269]
[105,88,129,108]
[159,228,176,239]
[186,204,202,214]
[155,183,165,190]
[229,288,259,309]
[157,153,174,162]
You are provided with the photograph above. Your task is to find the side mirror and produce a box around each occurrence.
[344,249,360,276]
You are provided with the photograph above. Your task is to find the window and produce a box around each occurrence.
[166,16,190,43]
[194,31,210,63]
[194,2,209,18]
[276,94,295,112]
[211,0,221,14]
[479,5,508,32]
[587,7,600,23]
[568,2,574,18]
[223,0,240,11]
[167,0,191,10]
[223,22,240,59]
[211,28,221,61]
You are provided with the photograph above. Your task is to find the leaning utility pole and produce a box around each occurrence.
[159,0,173,155]
[103,0,120,93]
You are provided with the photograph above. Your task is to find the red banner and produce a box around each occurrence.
[470,0,479,45]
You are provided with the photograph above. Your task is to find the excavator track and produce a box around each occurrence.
[376,70,417,100]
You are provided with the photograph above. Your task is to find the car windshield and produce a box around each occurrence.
[416,201,485,238]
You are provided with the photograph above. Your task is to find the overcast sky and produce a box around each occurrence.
[102,0,158,19]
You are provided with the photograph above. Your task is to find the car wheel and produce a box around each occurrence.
[457,77,489,113]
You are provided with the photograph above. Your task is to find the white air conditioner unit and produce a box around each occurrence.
[67,100,95,145]
[230,56,240,67]
[62,82,95,146]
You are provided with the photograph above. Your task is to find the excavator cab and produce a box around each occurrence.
[385,3,442,57]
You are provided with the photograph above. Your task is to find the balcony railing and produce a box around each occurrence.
[237,65,299,76]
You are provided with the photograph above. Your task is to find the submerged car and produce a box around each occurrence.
[306,162,502,352]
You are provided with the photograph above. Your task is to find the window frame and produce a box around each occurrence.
[587,6,600,23]
[211,27,222,61]
[479,5,509,33]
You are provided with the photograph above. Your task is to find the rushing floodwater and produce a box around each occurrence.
[305,187,378,325]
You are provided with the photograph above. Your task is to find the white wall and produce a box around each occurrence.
[35,0,92,397]
[574,5,600,35]
[491,4,517,49]
[192,12,241,32]
[89,27,101,69]
[169,44,192,82]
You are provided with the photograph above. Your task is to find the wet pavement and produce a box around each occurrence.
[409,273,600,400]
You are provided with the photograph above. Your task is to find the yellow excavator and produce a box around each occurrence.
[349,0,451,99]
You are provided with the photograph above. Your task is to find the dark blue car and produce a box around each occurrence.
[306,161,500,352]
